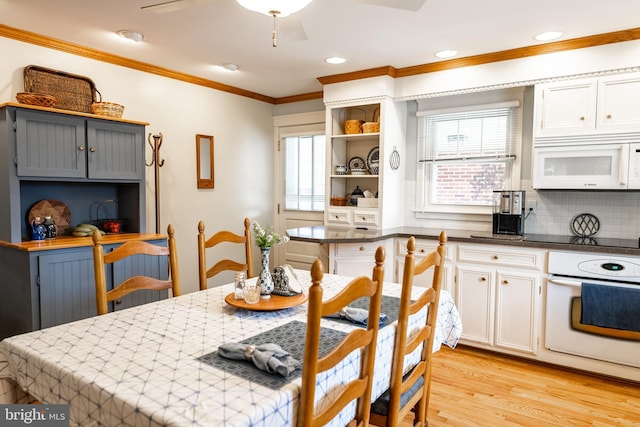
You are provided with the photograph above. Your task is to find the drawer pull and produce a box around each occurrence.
[78,145,85,151]
[419,249,425,253]
[89,147,96,153]
[115,299,122,305]
[491,255,499,260]
[359,246,365,251]
[502,280,509,285]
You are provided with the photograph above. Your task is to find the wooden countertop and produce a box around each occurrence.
[0,233,167,252]
[286,226,640,256]
[1,102,149,126]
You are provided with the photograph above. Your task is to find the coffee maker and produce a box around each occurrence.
[492,190,525,235]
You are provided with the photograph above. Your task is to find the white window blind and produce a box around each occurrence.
[416,101,522,211]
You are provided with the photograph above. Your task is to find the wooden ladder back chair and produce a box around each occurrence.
[92,224,181,316]
[197,217,254,291]
[299,246,386,427]
[370,231,447,427]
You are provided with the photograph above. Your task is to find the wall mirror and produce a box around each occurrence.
[196,134,214,189]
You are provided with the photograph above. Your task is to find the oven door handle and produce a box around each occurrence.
[548,277,582,288]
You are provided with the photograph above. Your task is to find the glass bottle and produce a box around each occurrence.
[43,216,57,239]
[234,272,246,300]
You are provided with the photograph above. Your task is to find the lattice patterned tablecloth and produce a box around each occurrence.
[0,271,461,427]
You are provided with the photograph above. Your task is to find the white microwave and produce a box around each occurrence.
[533,139,640,190]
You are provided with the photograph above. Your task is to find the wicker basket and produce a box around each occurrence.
[343,107,366,134]
[362,107,380,133]
[16,92,57,108]
[23,65,101,113]
[92,102,124,118]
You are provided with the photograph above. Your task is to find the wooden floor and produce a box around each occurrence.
[400,346,640,427]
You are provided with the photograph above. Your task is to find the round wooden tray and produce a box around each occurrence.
[28,199,72,235]
[224,292,307,311]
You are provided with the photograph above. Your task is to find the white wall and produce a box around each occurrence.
[0,36,280,293]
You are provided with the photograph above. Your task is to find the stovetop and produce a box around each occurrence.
[524,234,640,249]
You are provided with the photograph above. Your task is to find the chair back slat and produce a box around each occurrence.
[92,224,181,316]
[197,217,254,290]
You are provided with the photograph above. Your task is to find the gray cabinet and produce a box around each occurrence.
[15,108,144,180]
[0,240,168,339]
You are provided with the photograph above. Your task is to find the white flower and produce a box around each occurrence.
[252,221,288,249]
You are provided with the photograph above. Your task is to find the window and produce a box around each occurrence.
[284,134,325,211]
[416,101,521,214]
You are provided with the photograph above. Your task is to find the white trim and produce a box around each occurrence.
[416,100,520,116]
[273,111,324,127]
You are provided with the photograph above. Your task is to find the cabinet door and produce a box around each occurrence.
[456,264,494,345]
[16,109,87,178]
[536,80,597,136]
[111,242,169,311]
[495,270,539,355]
[86,120,144,180]
[38,249,97,329]
[395,256,454,295]
[597,74,640,131]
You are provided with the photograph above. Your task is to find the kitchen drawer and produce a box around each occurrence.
[353,209,379,227]
[335,241,380,257]
[396,238,454,261]
[457,244,545,271]
[326,208,352,225]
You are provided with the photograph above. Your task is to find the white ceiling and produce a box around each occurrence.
[2,0,640,100]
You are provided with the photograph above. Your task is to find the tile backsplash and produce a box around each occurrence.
[404,179,640,239]
[521,180,640,239]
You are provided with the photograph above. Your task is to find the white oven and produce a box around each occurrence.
[545,251,640,368]
[533,137,640,190]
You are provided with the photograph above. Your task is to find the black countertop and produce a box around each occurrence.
[286,226,640,256]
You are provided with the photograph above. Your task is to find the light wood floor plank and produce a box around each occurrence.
[398,345,640,426]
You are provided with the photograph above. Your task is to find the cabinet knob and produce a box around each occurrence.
[606,114,612,119]
[115,299,122,305]
[334,215,339,219]
[359,246,365,251]
[89,147,96,153]
[579,116,585,121]
[480,276,487,282]
[491,255,499,260]
[502,280,509,285]
[78,145,85,151]
[419,249,425,253]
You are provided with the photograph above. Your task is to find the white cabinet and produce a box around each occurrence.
[325,239,392,278]
[534,72,640,137]
[455,243,545,356]
[394,238,456,295]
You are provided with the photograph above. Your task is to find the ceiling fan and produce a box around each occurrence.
[141,0,426,46]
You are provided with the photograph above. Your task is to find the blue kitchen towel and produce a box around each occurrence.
[580,282,640,332]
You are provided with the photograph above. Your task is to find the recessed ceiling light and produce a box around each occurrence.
[215,63,240,72]
[435,50,458,59]
[116,30,145,43]
[325,57,346,65]
[534,31,564,41]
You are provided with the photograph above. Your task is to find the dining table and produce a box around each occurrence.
[0,269,462,427]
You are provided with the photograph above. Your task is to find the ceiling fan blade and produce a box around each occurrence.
[279,15,308,42]
[354,0,426,11]
[141,0,216,13]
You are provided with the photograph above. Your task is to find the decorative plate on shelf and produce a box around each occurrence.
[348,156,366,171]
[570,213,600,237]
[28,199,72,235]
[367,146,379,170]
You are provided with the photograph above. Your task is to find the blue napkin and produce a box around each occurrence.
[218,342,300,377]
[326,306,388,326]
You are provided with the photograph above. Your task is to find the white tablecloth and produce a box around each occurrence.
[0,271,461,427]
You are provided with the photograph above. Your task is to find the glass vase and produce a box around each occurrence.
[258,248,273,299]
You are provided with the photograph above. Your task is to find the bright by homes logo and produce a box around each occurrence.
[1,405,69,426]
